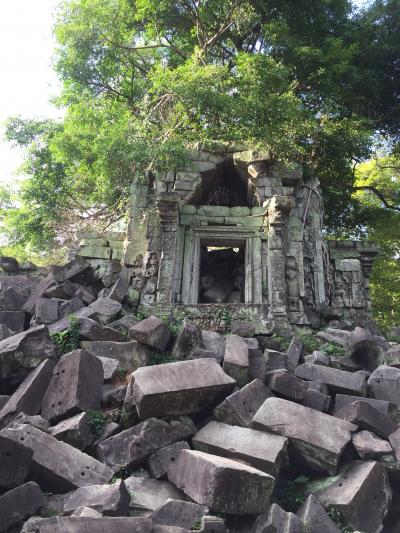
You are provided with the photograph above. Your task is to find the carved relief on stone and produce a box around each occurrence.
[268,196,295,225]
[286,255,301,312]
[141,251,160,301]
[303,257,316,308]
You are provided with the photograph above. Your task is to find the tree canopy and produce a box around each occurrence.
[2,0,400,326]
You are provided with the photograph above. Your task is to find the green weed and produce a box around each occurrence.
[51,315,80,354]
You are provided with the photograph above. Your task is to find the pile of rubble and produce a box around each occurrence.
[1,256,400,532]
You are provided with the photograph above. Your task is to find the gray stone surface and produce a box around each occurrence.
[193,421,288,477]
[0,424,112,492]
[296,494,340,533]
[0,359,55,428]
[317,460,392,533]
[172,319,203,359]
[264,349,288,371]
[266,369,307,402]
[37,516,153,533]
[98,417,195,470]
[295,363,367,396]
[109,277,130,303]
[23,272,55,314]
[131,359,235,419]
[252,504,303,533]
[0,310,25,333]
[201,330,226,362]
[63,480,131,516]
[53,257,91,284]
[129,315,171,351]
[89,297,122,324]
[368,365,400,408]
[44,280,80,300]
[42,349,103,423]
[389,426,400,461]
[125,476,186,514]
[303,387,331,412]
[252,397,356,474]
[81,340,149,373]
[198,516,227,533]
[304,350,331,366]
[168,449,275,515]
[98,356,119,382]
[34,297,60,324]
[214,379,272,428]
[223,334,249,387]
[0,324,14,341]
[353,430,393,460]
[49,412,94,450]
[148,441,190,479]
[151,499,209,529]
[333,393,397,420]
[334,400,396,438]
[0,433,32,488]
[286,336,304,371]
[76,317,125,342]
[0,481,44,532]
[0,286,26,311]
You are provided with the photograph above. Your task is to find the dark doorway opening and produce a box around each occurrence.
[199,241,245,303]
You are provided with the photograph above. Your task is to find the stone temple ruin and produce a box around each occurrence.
[84,148,378,333]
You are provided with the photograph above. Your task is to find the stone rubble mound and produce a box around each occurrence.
[1,256,400,532]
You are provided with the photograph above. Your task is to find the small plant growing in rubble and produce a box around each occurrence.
[86,410,108,438]
[51,315,80,354]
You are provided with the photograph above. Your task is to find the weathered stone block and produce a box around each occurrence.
[0,434,32,488]
[223,334,249,386]
[49,412,94,450]
[295,363,367,396]
[97,417,195,470]
[129,315,171,351]
[252,397,356,474]
[389,426,400,461]
[0,424,112,492]
[286,336,304,371]
[125,476,186,514]
[23,273,55,314]
[0,310,25,332]
[317,460,392,533]
[266,369,307,402]
[45,280,80,300]
[252,504,303,533]
[76,316,125,341]
[368,365,400,408]
[54,257,91,284]
[0,481,44,532]
[89,297,122,324]
[264,349,288,371]
[131,359,235,419]
[168,449,275,515]
[296,494,340,533]
[80,246,112,259]
[59,297,85,318]
[335,400,396,438]
[37,516,153,533]
[201,330,226,361]
[34,297,60,324]
[41,349,103,423]
[151,499,208,529]
[98,356,119,382]
[193,421,288,477]
[109,277,130,303]
[304,350,331,366]
[63,480,131,516]
[214,379,272,428]
[148,441,190,479]
[0,287,26,311]
[172,319,203,359]
[333,393,397,420]
[353,430,393,460]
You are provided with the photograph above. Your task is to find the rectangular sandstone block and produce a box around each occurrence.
[252,397,357,474]
[131,358,236,419]
[294,364,367,396]
[79,246,112,259]
[168,449,275,515]
[230,207,251,216]
[181,205,196,215]
[197,206,230,217]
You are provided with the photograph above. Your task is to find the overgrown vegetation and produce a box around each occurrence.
[51,315,80,354]
[275,475,309,513]
[327,507,354,533]
[86,410,109,438]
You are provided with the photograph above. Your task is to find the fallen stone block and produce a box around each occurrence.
[0,255,19,272]
[286,336,304,371]
[148,441,190,479]
[333,393,397,421]
[108,314,139,334]
[0,424,112,492]
[296,494,340,533]
[201,330,225,362]
[230,320,255,337]
[72,507,103,517]
[0,394,9,409]
[76,316,125,341]
[129,315,171,351]
[0,325,57,392]
[109,277,130,303]
[23,272,55,314]
[295,363,367,396]
[171,319,203,359]
[198,516,227,532]
[353,430,393,460]
[348,327,385,371]
[34,297,60,325]
[63,480,131,516]
[266,369,307,402]
[97,417,195,470]
[81,340,149,373]
[168,449,275,515]
[317,460,392,533]
[214,379,272,428]
[0,286,26,311]
[248,347,267,381]
[0,433,32,488]
[252,503,303,533]
[0,323,14,341]
[36,516,153,533]
[304,350,331,366]
[42,349,103,423]
[0,359,55,428]
[53,257,91,284]
[151,499,208,529]
[193,421,288,477]
[303,388,331,412]
[44,280,80,300]
[125,476,187,514]
[74,285,96,304]
[0,481,44,532]
[89,297,122,324]
[368,365,400,408]
[59,297,85,318]
[102,384,127,408]
[0,310,25,332]
[131,359,236,419]
[223,334,249,386]
[98,356,119,382]
[389,426,400,461]
[7,412,50,431]
[334,400,396,438]
[252,397,356,474]
[49,412,94,450]
[264,349,288,371]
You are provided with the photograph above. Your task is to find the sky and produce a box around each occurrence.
[0,0,372,187]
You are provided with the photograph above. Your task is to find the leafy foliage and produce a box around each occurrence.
[86,409,109,438]
[327,507,353,533]
[275,474,309,513]
[51,315,81,354]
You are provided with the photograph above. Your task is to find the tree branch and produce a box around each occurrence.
[353,185,400,211]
